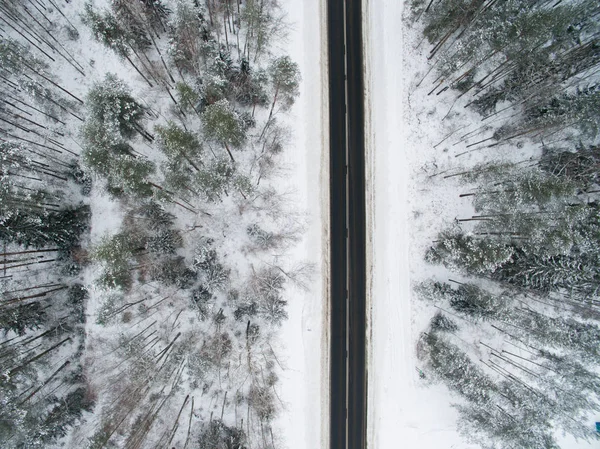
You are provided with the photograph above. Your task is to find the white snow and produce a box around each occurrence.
[365,1,474,447]
[366,2,599,449]
[273,0,328,448]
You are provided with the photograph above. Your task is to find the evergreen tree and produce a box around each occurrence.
[0,206,90,249]
[539,145,600,188]
[82,3,132,58]
[84,73,146,143]
[449,284,509,321]
[420,331,497,405]
[430,311,458,333]
[201,99,246,161]
[0,303,46,336]
[267,56,301,111]
[197,420,247,449]
[175,82,201,114]
[495,250,600,296]
[82,74,156,197]
[426,229,514,274]
[91,229,146,290]
[168,1,211,74]
[155,122,204,172]
[195,158,235,202]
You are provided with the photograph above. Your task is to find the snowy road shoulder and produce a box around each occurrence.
[366,1,479,448]
[274,1,328,449]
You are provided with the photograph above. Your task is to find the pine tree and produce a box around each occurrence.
[426,229,514,274]
[419,331,497,405]
[84,73,146,143]
[155,122,204,172]
[0,206,90,249]
[175,82,201,114]
[0,302,46,336]
[195,157,235,202]
[201,99,246,161]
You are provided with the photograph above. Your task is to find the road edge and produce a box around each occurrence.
[362,0,376,447]
[320,0,332,446]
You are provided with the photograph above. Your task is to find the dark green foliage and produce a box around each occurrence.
[68,284,89,325]
[449,284,508,320]
[0,206,90,249]
[146,229,181,254]
[82,75,155,198]
[92,230,145,290]
[149,256,196,288]
[418,0,483,44]
[470,169,576,212]
[539,145,600,188]
[68,163,93,196]
[494,85,600,144]
[430,311,458,333]
[82,3,131,57]
[195,158,235,202]
[30,387,94,445]
[139,0,171,30]
[268,56,301,110]
[416,279,454,302]
[175,82,201,114]
[419,281,509,320]
[84,73,146,142]
[420,332,497,405]
[425,229,513,274]
[0,37,48,75]
[156,122,203,171]
[131,202,175,230]
[0,303,46,336]
[538,350,600,397]
[505,308,600,362]
[494,249,600,296]
[1,0,300,447]
[207,52,269,108]
[234,62,269,108]
[111,0,152,51]
[0,38,71,117]
[0,386,23,444]
[197,420,247,449]
[107,154,155,198]
[457,403,560,449]
[419,0,600,121]
[168,1,211,74]
[201,100,246,148]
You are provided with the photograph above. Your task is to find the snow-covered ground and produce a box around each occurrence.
[365,1,476,447]
[273,1,328,449]
[366,2,598,449]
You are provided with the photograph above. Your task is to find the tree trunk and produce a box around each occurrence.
[259,83,279,140]
[9,337,71,375]
[223,142,236,162]
[166,395,190,447]
[182,396,194,449]
[2,285,68,307]
[19,360,71,404]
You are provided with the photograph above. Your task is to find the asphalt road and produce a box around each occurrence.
[328,1,366,449]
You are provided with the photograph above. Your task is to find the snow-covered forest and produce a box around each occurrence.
[405,0,600,447]
[0,0,309,447]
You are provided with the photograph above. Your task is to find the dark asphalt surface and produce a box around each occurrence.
[328,1,366,449]
[327,0,348,447]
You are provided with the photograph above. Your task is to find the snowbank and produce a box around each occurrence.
[274,1,328,448]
